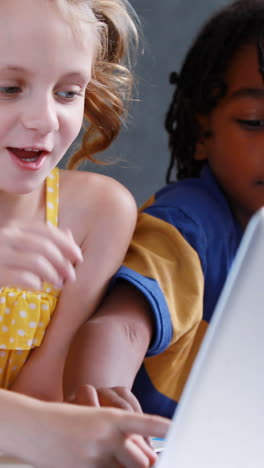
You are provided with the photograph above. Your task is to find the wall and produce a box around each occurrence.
[62,0,230,205]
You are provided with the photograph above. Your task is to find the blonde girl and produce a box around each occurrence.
[0,0,136,403]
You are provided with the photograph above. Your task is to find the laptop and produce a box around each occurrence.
[156,206,264,468]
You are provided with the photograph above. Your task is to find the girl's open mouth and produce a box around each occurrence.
[7,147,49,171]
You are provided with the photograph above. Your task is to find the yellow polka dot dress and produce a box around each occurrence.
[0,168,61,388]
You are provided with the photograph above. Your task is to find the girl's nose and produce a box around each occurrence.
[21,95,59,135]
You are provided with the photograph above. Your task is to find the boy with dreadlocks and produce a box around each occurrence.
[64,0,264,419]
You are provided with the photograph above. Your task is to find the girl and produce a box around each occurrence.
[0,0,170,466]
[0,0,138,402]
[62,0,264,419]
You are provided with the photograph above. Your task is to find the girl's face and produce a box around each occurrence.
[0,0,96,194]
[196,42,264,227]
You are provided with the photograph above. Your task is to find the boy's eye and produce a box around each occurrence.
[237,118,264,129]
[0,86,21,95]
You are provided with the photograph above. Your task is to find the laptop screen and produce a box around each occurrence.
[157,207,264,468]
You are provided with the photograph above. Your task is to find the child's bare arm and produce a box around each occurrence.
[63,280,154,403]
[11,176,137,401]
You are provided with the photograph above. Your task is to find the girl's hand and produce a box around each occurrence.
[0,223,83,290]
[67,385,154,461]
[0,389,170,468]
[27,403,169,468]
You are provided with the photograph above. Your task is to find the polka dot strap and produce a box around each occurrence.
[46,167,59,227]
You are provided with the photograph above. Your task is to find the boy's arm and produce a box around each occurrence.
[63,280,154,402]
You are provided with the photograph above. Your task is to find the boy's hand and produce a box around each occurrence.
[69,384,143,413]
[0,223,83,290]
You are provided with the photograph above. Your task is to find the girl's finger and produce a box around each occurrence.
[115,436,156,468]
[117,411,170,440]
[11,235,77,283]
[20,224,83,264]
[6,253,65,289]
[2,270,42,291]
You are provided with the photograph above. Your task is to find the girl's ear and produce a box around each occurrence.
[194,115,211,161]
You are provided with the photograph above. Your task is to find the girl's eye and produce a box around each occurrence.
[56,90,80,99]
[237,118,264,129]
[0,86,21,95]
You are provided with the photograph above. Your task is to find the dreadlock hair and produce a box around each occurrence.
[165,0,264,183]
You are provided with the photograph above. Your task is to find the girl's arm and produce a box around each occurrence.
[11,174,137,401]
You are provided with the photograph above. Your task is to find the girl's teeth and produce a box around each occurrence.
[21,157,39,162]
[24,148,40,152]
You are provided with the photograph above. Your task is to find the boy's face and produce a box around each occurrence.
[196,42,264,227]
[0,0,96,194]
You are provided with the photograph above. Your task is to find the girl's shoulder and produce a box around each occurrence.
[59,168,135,208]
[58,169,137,241]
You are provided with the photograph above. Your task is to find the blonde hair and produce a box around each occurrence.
[57,0,139,169]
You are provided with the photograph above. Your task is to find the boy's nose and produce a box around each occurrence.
[21,96,59,135]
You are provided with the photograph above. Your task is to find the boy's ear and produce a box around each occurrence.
[194,115,210,161]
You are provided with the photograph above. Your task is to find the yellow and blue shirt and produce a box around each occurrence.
[112,164,243,418]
